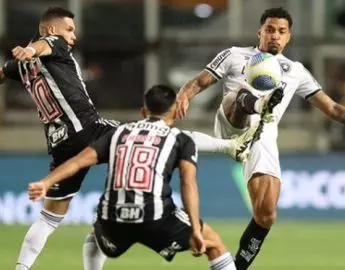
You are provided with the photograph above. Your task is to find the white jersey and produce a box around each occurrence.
[206,46,322,122]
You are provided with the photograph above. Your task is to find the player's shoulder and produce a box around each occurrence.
[208,46,255,69]
[215,46,257,57]
[40,35,64,43]
[277,54,303,68]
[277,54,309,75]
[229,46,257,56]
[178,131,196,146]
[40,35,68,51]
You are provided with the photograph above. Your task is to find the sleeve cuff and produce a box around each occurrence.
[305,89,321,100]
[205,67,222,80]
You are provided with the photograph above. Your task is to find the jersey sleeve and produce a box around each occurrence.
[205,48,233,80]
[178,133,198,167]
[2,60,21,81]
[90,129,116,164]
[40,35,69,59]
[295,63,322,100]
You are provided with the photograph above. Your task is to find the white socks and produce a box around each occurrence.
[209,252,237,270]
[15,209,64,270]
[83,232,107,270]
[184,131,234,154]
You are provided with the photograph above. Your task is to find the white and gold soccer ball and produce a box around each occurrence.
[244,52,282,92]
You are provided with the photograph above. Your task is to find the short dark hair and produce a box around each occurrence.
[40,7,74,23]
[260,7,293,28]
[144,85,176,115]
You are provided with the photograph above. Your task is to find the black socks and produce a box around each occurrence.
[235,218,270,270]
[236,89,258,115]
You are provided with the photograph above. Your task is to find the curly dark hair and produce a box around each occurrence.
[260,7,293,28]
[40,7,74,22]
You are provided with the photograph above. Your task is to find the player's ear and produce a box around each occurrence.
[286,31,291,43]
[257,29,261,39]
[47,25,55,35]
[170,103,177,121]
[141,106,148,118]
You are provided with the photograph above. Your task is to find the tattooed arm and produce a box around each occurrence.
[176,70,217,118]
[310,90,345,124]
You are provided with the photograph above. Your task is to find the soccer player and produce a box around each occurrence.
[0,6,261,270]
[28,85,238,270]
[176,6,345,270]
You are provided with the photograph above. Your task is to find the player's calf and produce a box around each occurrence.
[234,173,280,270]
[202,223,237,270]
[83,232,107,270]
[15,209,65,270]
[15,199,70,269]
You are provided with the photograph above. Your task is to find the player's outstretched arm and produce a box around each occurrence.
[12,40,53,61]
[310,90,345,124]
[28,147,99,201]
[176,70,217,119]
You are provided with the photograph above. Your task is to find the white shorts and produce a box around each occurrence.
[214,105,247,139]
[214,105,281,182]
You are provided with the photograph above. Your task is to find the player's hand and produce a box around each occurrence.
[0,68,5,84]
[176,92,190,119]
[12,46,35,61]
[28,181,48,201]
[190,230,206,257]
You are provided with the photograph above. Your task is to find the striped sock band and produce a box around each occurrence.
[209,252,235,270]
[40,209,64,228]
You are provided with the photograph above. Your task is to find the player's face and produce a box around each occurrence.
[258,18,291,55]
[48,17,77,48]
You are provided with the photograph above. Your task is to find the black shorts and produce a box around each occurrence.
[45,120,119,199]
[94,208,200,262]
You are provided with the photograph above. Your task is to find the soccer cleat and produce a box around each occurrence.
[229,122,264,162]
[260,87,284,122]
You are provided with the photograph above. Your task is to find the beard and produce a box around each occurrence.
[266,45,279,55]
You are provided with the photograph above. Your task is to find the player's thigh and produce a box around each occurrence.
[90,119,119,140]
[214,96,247,139]
[248,173,280,212]
[93,218,135,258]
[244,121,281,212]
[43,197,73,215]
[45,166,90,200]
[140,209,193,262]
[244,121,281,182]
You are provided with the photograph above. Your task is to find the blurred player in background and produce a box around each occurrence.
[0,6,261,270]
[28,85,238,270]
[177,6,345,270]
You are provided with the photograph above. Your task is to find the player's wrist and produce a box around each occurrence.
[191,223,202,233]
[41,179,51,190]
[26,46,37,57]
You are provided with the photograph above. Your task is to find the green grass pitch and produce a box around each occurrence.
[1,220,344,269]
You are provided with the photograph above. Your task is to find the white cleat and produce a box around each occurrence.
[229,122,263,162]
[260,87,284,123]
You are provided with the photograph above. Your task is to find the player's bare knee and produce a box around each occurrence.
[43,197,72,215]
[254,210,277,228]
[253,198,277,227]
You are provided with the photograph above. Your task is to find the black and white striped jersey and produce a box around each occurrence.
[91,118,198,223]
[3,35,100,147]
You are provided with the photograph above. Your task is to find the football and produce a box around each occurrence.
[244,52,282,91]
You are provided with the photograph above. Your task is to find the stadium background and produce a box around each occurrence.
[0,0,345,269]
